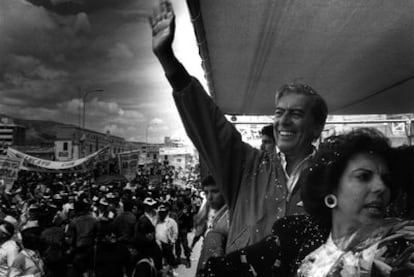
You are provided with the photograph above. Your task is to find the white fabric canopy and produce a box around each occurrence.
[188,0,414,115]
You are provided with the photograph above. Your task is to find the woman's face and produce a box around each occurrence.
[333,152,391,227]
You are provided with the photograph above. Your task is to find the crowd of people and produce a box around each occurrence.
[0,162,204,277]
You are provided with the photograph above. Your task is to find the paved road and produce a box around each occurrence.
[175,232,202,277]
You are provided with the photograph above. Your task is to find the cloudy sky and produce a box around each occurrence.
[0,0,207,143]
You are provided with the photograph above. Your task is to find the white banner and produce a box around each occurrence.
[7,146,109,170]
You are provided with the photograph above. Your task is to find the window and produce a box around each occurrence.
[63,142,68,151]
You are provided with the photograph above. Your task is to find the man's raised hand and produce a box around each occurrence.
[149,0,175,58]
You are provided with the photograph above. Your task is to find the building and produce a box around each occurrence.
[159,146,194,170]
[126,142,163,165]
[0,116,26,146]
[323,114,414,146]
[13,145,55,160]
[55,126,132,161]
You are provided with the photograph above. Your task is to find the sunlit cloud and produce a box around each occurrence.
[149,118,164,125]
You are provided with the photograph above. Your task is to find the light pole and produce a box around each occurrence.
[146,121,160,144]
[146,123,150,144]
[82,88,104,130]
[79,88,104,157]
[145,121,160,165]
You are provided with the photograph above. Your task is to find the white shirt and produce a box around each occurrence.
[0,239,19,276]
[8,249,44,277]
[155,216,178,244]
[297,232,380,277]
[206,209,217,233]
[297,234,344,277]
[276,146,315,194]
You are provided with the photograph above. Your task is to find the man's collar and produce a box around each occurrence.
[275,145,316,158]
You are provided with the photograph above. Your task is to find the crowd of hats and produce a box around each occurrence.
[0,163,202,232]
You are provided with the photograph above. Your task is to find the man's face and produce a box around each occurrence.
[261,134,275,153]
[273,93,319,155]
[158,210,168,220]
[204,184,225,210]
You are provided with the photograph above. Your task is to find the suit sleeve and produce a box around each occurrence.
[169,63,257,210]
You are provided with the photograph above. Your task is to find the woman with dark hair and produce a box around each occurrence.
[205,128,414,276]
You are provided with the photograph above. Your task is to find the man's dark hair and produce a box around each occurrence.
[123,199,134,212]
[21,227,42,251]
[260,125,274,141]
[201,175,215,188]
[275,83,328,134]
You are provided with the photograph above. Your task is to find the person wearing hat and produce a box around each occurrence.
[95,198,113,221]
[0,220,19,276]
[106,192,120,221]
[155,203,178,270]
[66,199,98,277]
[134,198,158,257]
[8,226,44,277]
[140,198,158,226]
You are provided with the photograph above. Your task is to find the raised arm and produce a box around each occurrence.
[150,0,181,76]
[149,0,255,210]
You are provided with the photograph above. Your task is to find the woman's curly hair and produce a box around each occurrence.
[300,128,397,227]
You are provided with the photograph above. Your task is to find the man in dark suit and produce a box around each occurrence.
[135,198,158,248]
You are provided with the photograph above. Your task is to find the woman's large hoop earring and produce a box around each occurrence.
[324,194,337,208]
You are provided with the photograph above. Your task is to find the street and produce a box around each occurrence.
[175,231,202,277]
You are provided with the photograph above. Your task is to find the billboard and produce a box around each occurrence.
[118,150,141,181]
[0,157,21,190]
